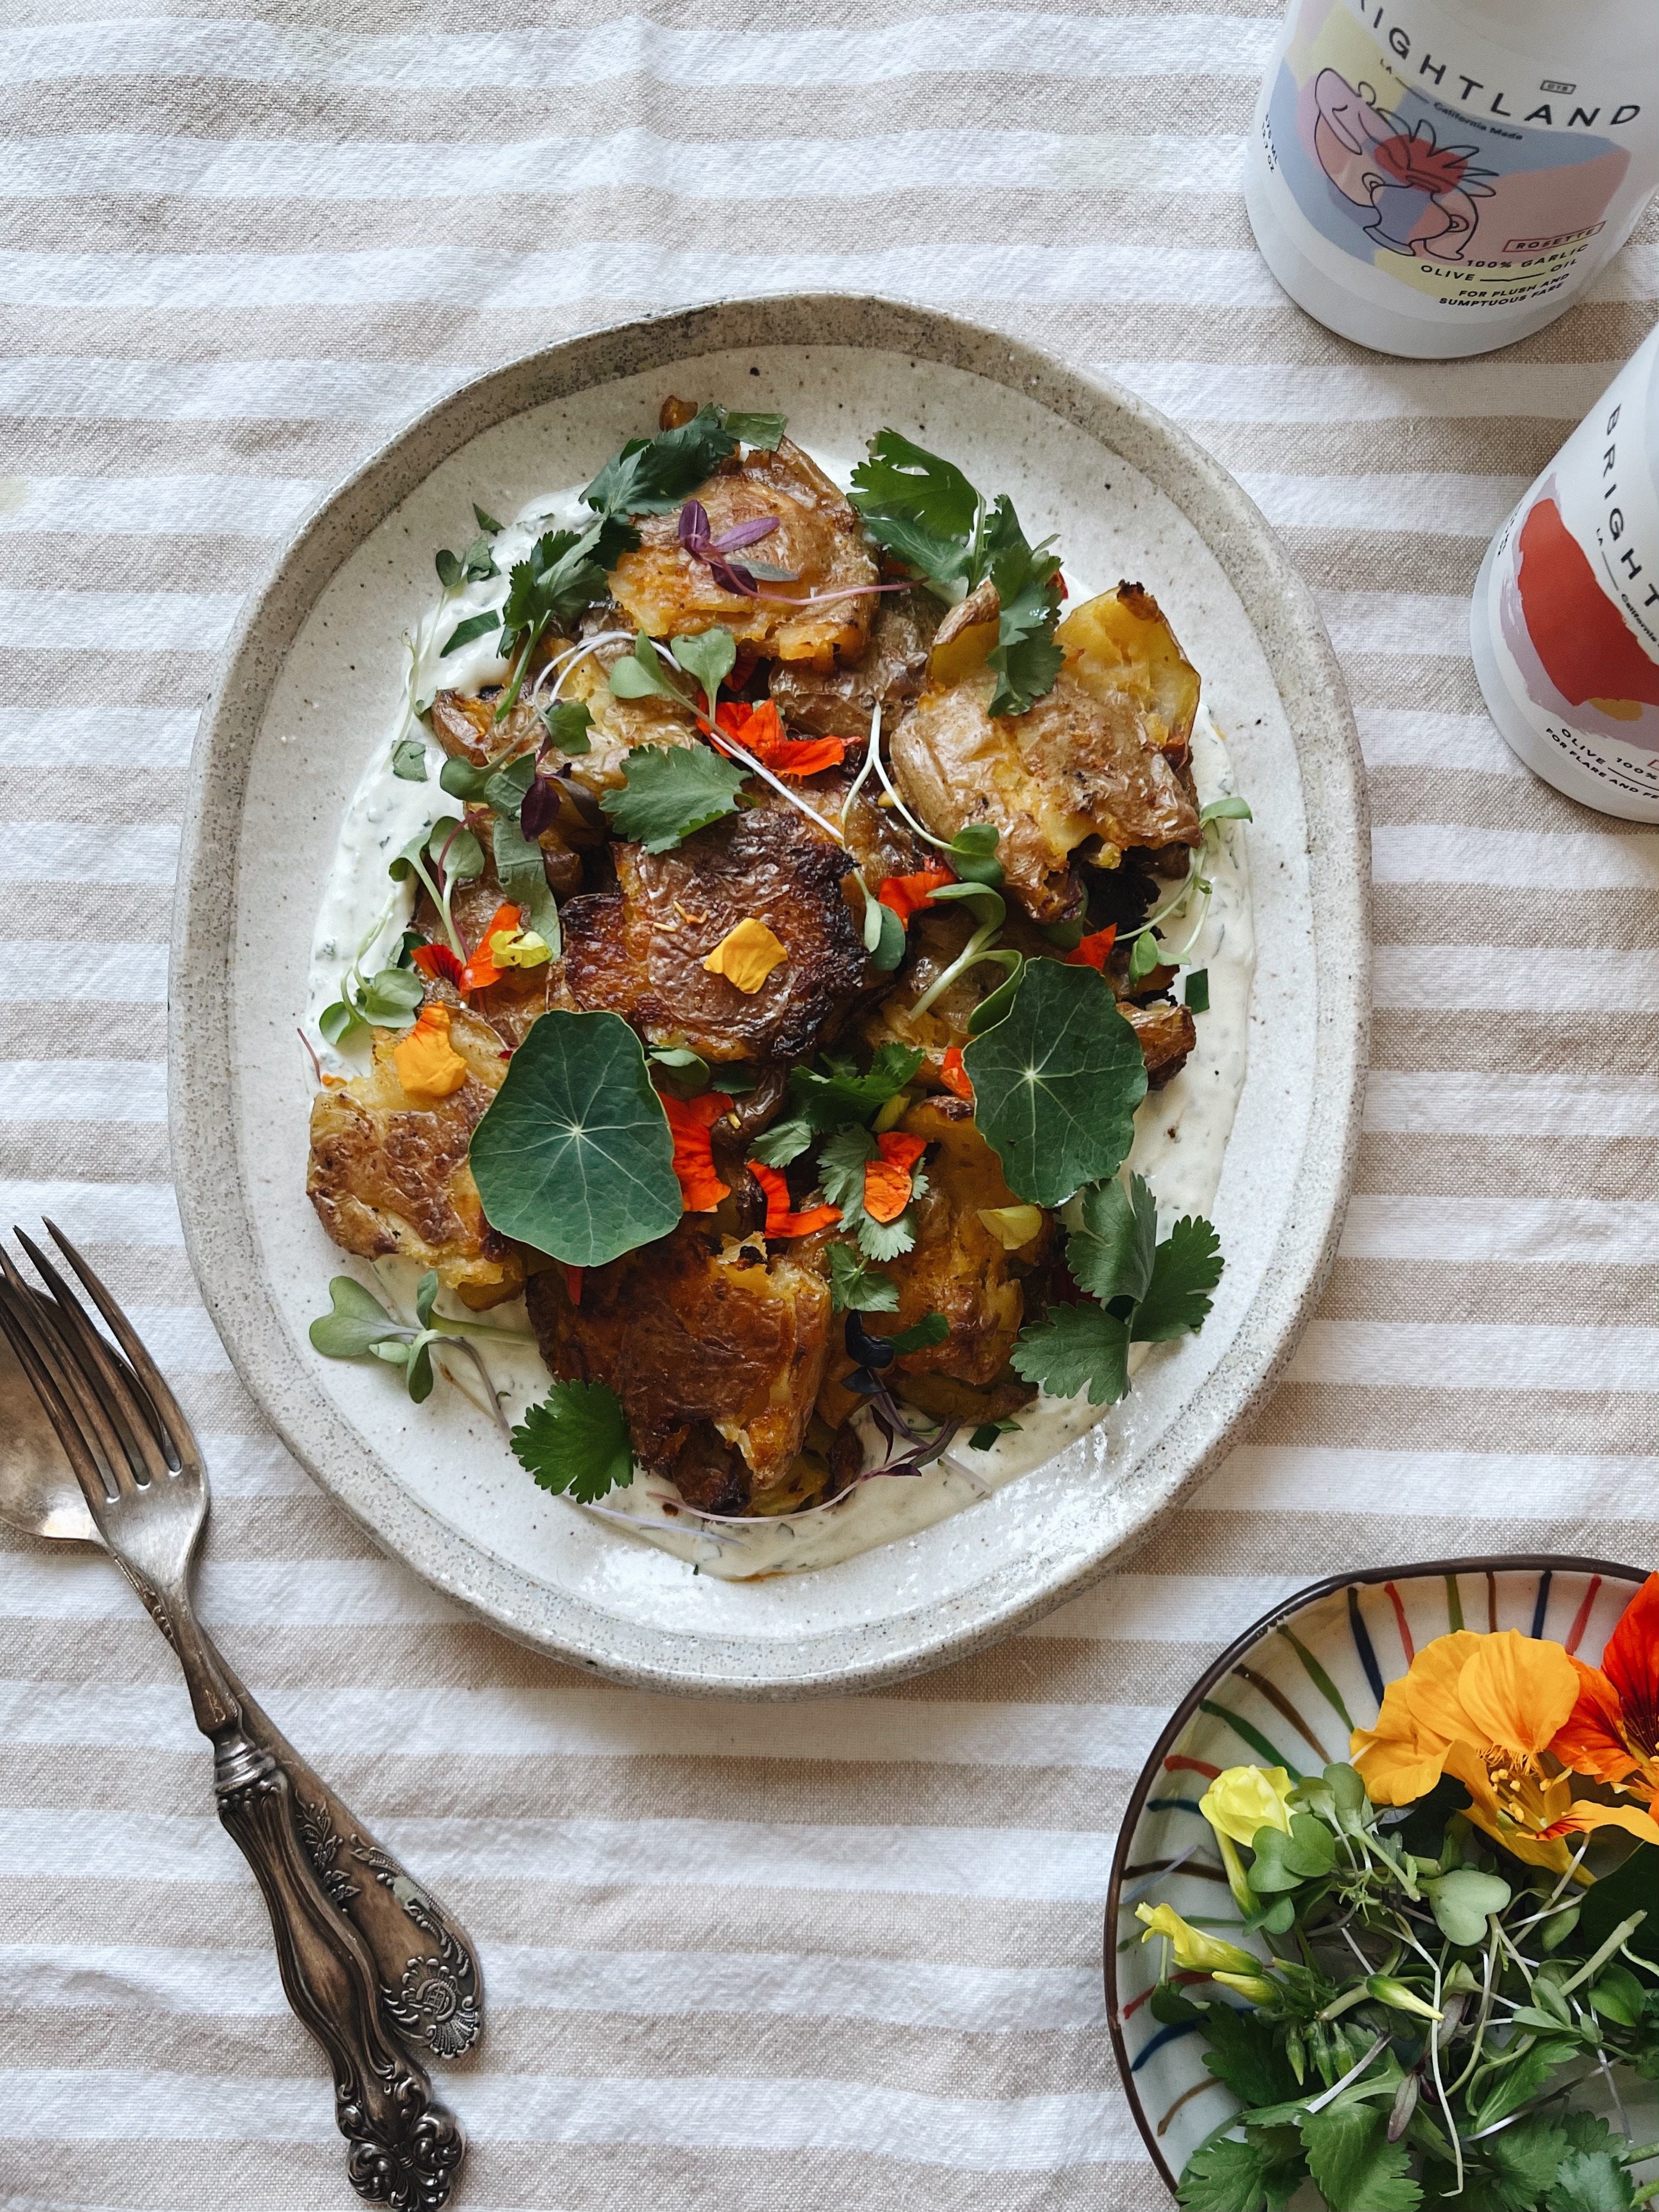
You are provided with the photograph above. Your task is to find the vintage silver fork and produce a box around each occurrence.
[0,1226,465,2211]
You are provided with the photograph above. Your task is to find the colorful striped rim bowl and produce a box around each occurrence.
[1104,1555,1657,2199]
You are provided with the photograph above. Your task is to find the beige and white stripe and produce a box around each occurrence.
[2,2,1657,2202]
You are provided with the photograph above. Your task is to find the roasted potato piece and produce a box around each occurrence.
[817,1096,1053,1427]
[428,688,540,770]
[888,584,1203,922]
[559,648,701,795]
[608,438,878,667]
[306,999,523,1308]
[526,1219,835,1499]
[411,815,576,1048]
[768,589,938,739]
[1122,998,1198,1090]
[562,806,867,1064]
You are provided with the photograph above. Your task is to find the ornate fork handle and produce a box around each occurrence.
[214,1730,465,2211]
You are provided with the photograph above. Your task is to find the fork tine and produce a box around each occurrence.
[43,1220,199,1470]
[10,1230,175,1488]
[0,1281,118,1509]
[0,1248,152,1495]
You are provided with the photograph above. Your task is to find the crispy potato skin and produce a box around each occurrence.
[608,439,877,667]
[305,998,524,1308]
[769,589,938,738]
[888,584,1203,922]
[562,807,868,1064]
[559,648,702,795]
[1123,997,1198,1090]
[817,1096,1052,1427]
[526,1219,834,1496]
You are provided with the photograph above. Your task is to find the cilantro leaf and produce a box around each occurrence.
[980,491,1065,716]
[1066,1172,1157,1310]
[749,1116,812,1168]
[584,404,739,519]
[1546,2152,1636,2210]
[848,429,979,584]
[1299,2103,1421,2212]
[962,959,1146,1206]
[828,1242,899,1313]
[600,744,747,852]
[817,1126,924,1261]
[309,1277,404,1360]
[1473,2117,1572,2208]
[788,1044,922,1134]
[888,1311,948,1355]
[1177,2137,1271,2212]
[500,519,629,647]
[1009,1301,1130,1405]
[468,1009,681,1266]
[512,1380,635,1503]
[1134,1214,1224,1341]
[854,1209,921,1262]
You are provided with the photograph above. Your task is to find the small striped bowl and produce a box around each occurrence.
[1105,1555,1654,2199]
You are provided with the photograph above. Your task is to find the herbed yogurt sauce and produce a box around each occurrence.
[305,485,1254,1579]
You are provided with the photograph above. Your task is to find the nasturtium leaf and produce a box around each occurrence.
[961,959,1146,1206]
[672,625,736,707]
[440,610,501,657]
[1067,1173,1158,1311]
[542,699,593,754]
[309,1277,404,1359]
[1298,2103,1420,2212]
[827,1242,899,1314]
[600,744,747,852]
[1010,1301,1130,1406]
[1134,1215,1225,1342]
[1424,1867,1511,1947]
[512,1379,635,1503]
[467,1009,681,1267]
[391,735,429,781]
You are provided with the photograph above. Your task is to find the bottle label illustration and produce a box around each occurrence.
[1256,0,1651,320]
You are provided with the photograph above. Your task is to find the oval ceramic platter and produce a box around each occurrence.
[171,294,1368,1697]
[1105,1557,1656,2198]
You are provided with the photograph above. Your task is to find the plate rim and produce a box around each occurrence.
[1102,1550,1652,2198]
[169,289,1371,1697]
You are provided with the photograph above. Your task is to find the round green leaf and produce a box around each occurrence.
[1424,1867,1512,1946]
[468,1010,681,1266]
[961,959,1146,1206]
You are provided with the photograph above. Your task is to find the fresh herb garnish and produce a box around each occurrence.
[493,517,635,720]
[1011,1172,1222,1405]
[439,610,502,658]
[828,1242,899,1314]
[583,403,786,522]
[849,430,1064,715]
[749,1044,922,1168]
[511,1378,634,1502]
[391,735,429,781]
[818,1127,928,1262]
[542,699,593,754]
[468,1008,681,1266]
[308,1271,509,1425]
[887,1310,948,1355]
[961,959,1146,1207]
[389,818,484,960]
[600,743,747,853]
[435,532,498,591]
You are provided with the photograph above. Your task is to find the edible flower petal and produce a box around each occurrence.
[1066,924,1118,971]
[488,924,551,970]
[460,903,522,993]
[1135,1902,1262,1979]
[702,916,788,994]
[715,698,846,778]
[561,1263,584,1307]
[750,1161,841,1240]
[1199,1764,1296,1848]
[938,1045,974,1102]
[975,1204,1043,1251]
[411,940,466,988]
[863,1130,928,1225]
[1550,1571,1659,1807]
[392,1003,469,1103]
[662,1088,733,1212]
[878,863,955,925]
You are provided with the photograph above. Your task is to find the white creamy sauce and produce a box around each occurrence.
[304,485,1254,1580]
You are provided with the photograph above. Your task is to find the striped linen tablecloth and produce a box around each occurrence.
[2,4,1657,2204]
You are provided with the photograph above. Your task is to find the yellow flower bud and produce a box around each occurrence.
[1199,1765,1296,1848]
[1136,1902,1263,1979]
[1212,1971,1280,2007]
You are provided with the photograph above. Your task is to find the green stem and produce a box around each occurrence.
[494,616,550,722]
[909,924,1005,1018]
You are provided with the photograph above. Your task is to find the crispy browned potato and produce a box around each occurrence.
[305,999,524,1308]
[562,807,868,1064]
[558,648,702,795]
[427,689,541,769]
[768,589,938,739]
[887,584,1203,921]
[526,1219,835,1500]
[608,438,878,667]
[817,1096,1052,1427]
[1122,998,1198,1090]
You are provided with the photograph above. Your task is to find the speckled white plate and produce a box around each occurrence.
[1105,1557,1657,2201]
[171,294,1368,1697]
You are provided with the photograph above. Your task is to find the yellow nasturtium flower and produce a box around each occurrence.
[1135,1902,1261,1979]
[1198,1764,1295,1912]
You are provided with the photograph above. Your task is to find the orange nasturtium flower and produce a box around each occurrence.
[410,939,466,988]
[715,698,845,778]
[1551,1571,1659,1812]
[749,1162,841,1240]
[392,1003,469,1103]
[938,1046,974,1102]
[662,1089,733,1213]
[878,864,955,926]
[863,1131,928,1225]
[460,903,523,993]
[1351,1628,1659,1873]
[1066,924,1118,971]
